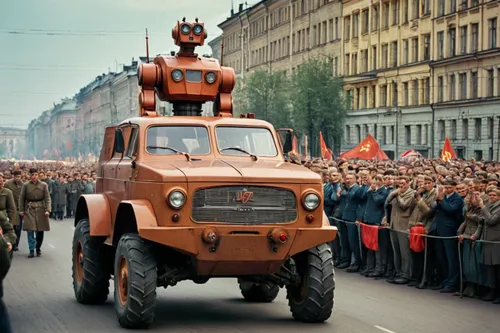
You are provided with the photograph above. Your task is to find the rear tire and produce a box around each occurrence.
[238,279,280,302]
[72,219,110,304]
[286,243,335,323]
[114,233,157,329]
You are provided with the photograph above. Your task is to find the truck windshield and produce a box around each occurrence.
[215,126,278,157]
[146,125,210,155]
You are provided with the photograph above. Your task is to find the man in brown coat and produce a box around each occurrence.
[0,174,17,234]
[19,168,51,258]
[385,176,416,285]
[4,170,24,251]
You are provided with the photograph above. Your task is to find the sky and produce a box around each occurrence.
[0,0,252,129]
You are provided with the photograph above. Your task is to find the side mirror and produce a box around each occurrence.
[283,131,293,153]
[114,129,125,153]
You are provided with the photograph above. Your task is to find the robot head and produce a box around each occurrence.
[172,17,207,49]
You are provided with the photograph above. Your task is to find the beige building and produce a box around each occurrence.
[431,0,500,160]
[217,0,343,77]
[0,126,27,159]
[342,0,433,159]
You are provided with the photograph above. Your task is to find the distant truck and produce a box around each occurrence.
[71,17,337,329]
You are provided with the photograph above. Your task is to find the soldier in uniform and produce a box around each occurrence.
[0,173,17,240]
[4,170,24,251]
[19,168,51,258]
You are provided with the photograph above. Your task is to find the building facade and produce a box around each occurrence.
[431,0,500,161]
[0,127,27,159]
[217,0,343,77]
[217,0,500,160]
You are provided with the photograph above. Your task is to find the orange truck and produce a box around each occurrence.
[71,18,337,329]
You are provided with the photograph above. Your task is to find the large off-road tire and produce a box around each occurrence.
[286,243,335,323]
[72,219,110,304]
[114,233,157,329]
[238,279,280,302]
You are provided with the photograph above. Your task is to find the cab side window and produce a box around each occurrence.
[126,127,139,159]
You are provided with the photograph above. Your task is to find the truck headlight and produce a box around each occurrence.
[303,193,320,211]
[168,190,186,209]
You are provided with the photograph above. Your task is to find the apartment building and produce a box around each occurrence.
[431,0,500,160]
[217,0,343,77]
[342,0,433,159]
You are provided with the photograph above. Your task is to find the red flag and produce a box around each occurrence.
[292,135,298,154]
[304,135,309,158]
[441,136,456,161]
[340,133,380,160]
[361,223,379,251]
[319,131,332,160]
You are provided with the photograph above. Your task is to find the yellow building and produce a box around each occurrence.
[217,0,343,77]
[430,0,500,160]
[342,0,433,159]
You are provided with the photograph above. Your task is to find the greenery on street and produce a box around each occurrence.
[233,58,349,156]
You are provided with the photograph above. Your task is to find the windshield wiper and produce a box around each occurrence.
[146,146,200,161]
[220,147,258,161]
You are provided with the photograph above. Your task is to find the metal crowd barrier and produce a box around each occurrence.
[330,217,500,298]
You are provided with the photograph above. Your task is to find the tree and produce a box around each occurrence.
[233,70,292,128]
[290,58,349,156]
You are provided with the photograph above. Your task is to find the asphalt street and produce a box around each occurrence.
[3,219,499,333]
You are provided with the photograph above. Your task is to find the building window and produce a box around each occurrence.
[462,119,468,139]
[345,125,351,143]
[460,26,467,55]
[416,124,422,144]
[488,69,495,97]
[392,0,399,25]
[335,17,339,39]
[423,34,430,60]
[363,86,368,108]
[449,74,456,101]
[353,13,359,38]
[471,72,478,98]
[437,31,444,59]
[380,85,387,106]
[488,117,494,139]
[403,82,409,105]
[460,0,468,10]
[451,120,457,140]
[412,0,419,19]
[352,52,358,74]
[412,37,419,62]
[372,46,377,70]
[362,49,368,72]
[474,150,483,160]
[438,76,444,102]
[424,78,430,104]
[392,81,398,106]
[449,27,456,57]
[391,41,398,67]
[403,39,409,64]
[362,10,369,34]
[382,44,388,68]
[450,0,456,13]
[344,16,350,39]
[438,0,445,16]
[412,80,418,105]
[405,125,411,145]
[371,86,376,107]
[459,73,467,99]
[489,18,497,49]
[383,2,390,28]
[403,0,409,23]
[372,5,379,31]
[423,0,431,14]
[345,53,350,75]
[382,126,387,144]
[471,23,479,53]
[474,118,482,140]
[438,120,445,141]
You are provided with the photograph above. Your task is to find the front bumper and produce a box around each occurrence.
[139,224,337,276]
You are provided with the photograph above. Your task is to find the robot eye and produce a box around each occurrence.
[181,24,191,34]
[193,24,203,35]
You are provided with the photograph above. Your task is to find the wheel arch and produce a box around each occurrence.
[112,200,158,246]
[75,194,112,236]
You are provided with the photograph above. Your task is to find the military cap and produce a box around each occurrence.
[11,170,21,176]
[29,168,38,174]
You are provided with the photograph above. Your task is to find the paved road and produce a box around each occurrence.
[3,219,499,333]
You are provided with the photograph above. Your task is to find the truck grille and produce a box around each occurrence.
[191,186,297,224]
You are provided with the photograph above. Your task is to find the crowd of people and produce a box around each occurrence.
[294,155,500,304]
[0,156,499,332]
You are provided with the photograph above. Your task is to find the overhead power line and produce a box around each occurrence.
[0,28,168,36]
